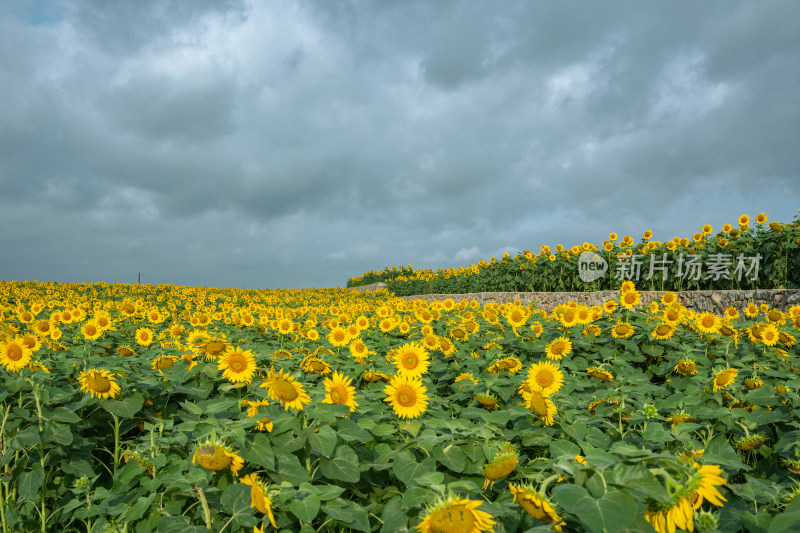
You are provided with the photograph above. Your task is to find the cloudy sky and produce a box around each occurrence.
[2,1,799,289]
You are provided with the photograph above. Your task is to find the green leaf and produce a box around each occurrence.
[123,495,155,522]
[312,484,345,501]
[18,463,45,500]
[392,451,436,486]
[156,516,204,533]
[550,439,581,459]
[704,435,750,472]
[380,496,408,533]
[104,392,144,418]
[50,406,82,423]
[769,497,800,533]
[43,421,73,446]
[433,444,467,473]
[11,425,41,449]
[239,434,275,469]
[319,445,360,483]
[290,493,321,523]
[221,483,257,526]
[309,425,338,458]
[553,485,637,533]
[273,450,311,486]
[336,418,371,442]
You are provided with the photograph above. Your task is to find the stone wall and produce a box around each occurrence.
[392,289,800,314]
[348,282,387,292]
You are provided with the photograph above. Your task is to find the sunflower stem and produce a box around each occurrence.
[31,381,48,533]
[193,486,213,532]
[111,413,121,476]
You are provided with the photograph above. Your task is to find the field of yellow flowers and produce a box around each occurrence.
[348,211,800,295]
[1,280,800,532]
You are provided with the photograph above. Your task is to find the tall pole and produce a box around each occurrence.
[138,272,141,284]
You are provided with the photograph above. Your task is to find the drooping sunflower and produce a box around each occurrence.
[523,389,557,426]
[362,370,390,383]
[240,473,277,527]
[192,438,244,476]
[545,336,572,361]
[135,327,156,347]
[414,495,496,533]
[673,360,697,376]
[300,355,332,375]
[321,371,359,413]
[151,355,178,373]
[260,369,311,411]
[712,368,738,392]
[0,336,33,372]
[384,374,428,419]
[116,345,136,357]
[78,369,121,399]
[525,361,564,395]
[509,483,564,530]
[587,367,613,382]
[219,346,257,384]
[483,448,518,489]
[475,392,499,411]
[392,342,430,378]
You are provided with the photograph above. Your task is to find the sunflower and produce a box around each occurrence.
[505,307,528,329]
[651,323,676,340]
[454,372,478,390]
[695,312,722,335]
[437,337,456,356]
[219,346,257,384]
[523,389,557,426]
[673,360,697,376]
[545,336,572,361]
[0,337,33,372]
[116,345,136,357]
[321,371,359,413]
[620,290,641,310]
[525,361,564,395]
[509,483,564,530]
[587,367,613,382]
[196,337,231,361]
[611,322,634,339]
[483,449,518,489]
[475,393,499,411]
[384,374,428,419]
[151,355,178,373]
[488,356,523,374]
[745,302,759,318]
[327,326,350,347]
[192,439,244,476]
[241,398,270,418]
[240,473,277,527]
[362,371,390,383]
[260,369,311,411]
[736,434,767,451]
[738,213,750,227]
[759,324,779,347]
[712,368,738,392]
[82,320,105,340]
[414,495,495,533]
[392,342,430,378]
[78,369,121,399]
[135,327,156,347]
[300,355,332,375]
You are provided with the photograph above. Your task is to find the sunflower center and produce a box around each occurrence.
[330,386,345,404]
[403,354,418,369]
[228,355,246,372]
[536,372,553,387]
[396,386,417,407]
[272,378,299,401]
[88,373,112,393]
[6,344,23,361]
[550,344,564,355]
[656,325,671,336]
[23,337,36,349]
[430,504,475,533]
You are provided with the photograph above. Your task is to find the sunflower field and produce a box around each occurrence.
[347,210,800,294]
[1,280,800,533]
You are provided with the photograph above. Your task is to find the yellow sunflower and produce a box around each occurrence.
[587,367,613,382]
[321,371,359,413]
[695,312,722,335]
[81,320,103,341]
[545,336,572,361]
[523,389,557,426]
[415,496,495,533]
[651,323,676,340]
[525,361,564,395]
[134,327,156,347]
[509,483,564,530]
[151,355,178,373]
[240,473,277,527]
[611,322,635,339]
[327,326,350,347]
[483,449,518,489]
[0,336,33,372]
[260,369,311,411]
[192,439,244,476]
[673,360,697,376]
[620,289,641,310]
[392,342,430,378]
[712,368,738,392]
[78,369,121,399]
[300,355,332,375]
[362,371,390,383]
[219,346,257,384]
[384,374,428,419]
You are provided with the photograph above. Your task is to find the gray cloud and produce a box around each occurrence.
[1,0,798,288]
